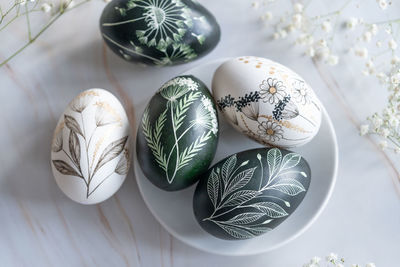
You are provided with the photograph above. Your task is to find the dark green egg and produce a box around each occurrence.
[193,147,311,240]
[100,0,220,66]
[137,75,219,191]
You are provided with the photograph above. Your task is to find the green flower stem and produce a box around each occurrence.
[0,0,90,68]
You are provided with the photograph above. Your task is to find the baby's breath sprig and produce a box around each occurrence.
[0,0,92,68]
[302,253,375,267]
[252,0,400,153]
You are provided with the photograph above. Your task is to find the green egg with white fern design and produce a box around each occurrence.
[136,75,219,191]
[193,147,311,240]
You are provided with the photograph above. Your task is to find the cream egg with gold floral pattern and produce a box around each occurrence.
[51,89,130,204]
[212,56,322,148]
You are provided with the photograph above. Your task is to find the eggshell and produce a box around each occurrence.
[193,147,311,240]
[51,89,130,205]
[136,75,219,191]
[100,0,221,66]
[212,56,322,148]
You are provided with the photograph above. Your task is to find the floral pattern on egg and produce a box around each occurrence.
[213,56,322,148]
[137,75,219,191]
[51,89,130,205]
[100,0,221,66]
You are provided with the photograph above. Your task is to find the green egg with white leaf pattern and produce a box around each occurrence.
[193,147,311,240]
[137,75,219,191]
[100,0,220,66]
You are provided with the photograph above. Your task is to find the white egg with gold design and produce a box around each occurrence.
[51,89,130,205]
[212,56,322,148]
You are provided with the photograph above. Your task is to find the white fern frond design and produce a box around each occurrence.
[177,130,211,170]
[141,107,168,171]
[173,91,201,130]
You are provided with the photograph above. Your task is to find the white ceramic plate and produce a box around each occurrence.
[134,58,338,256]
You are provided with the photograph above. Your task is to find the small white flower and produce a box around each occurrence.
[360,124,369,135]
[326,253,338,262]
[379,140,388,150]
[327,55,339,66]
[366,59,374,69]
[294,3,303,13]
[279,29,288,38]
[306,46,315,57]
[389,39,397,50]
[372,116,383,129]
[318,39,328,47]
[377,0,388,10]
[261,11,273,21]
[40,3,52,13]
[322,21,332,33]
[376,41,382,47]
[370,24,378,35]
[273,32,280,40]
[362,31,372,42]
[354,47,368,59]
[292,13,303,28]
[380,127,390,138]
[388,117,399,127]
[362,69,370,76]
[251,1,259,9]
[346,17,358,30]
[310,256,321,264]
[390,73,400,84]
[391,56,400,65]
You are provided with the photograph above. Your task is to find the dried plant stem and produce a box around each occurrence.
[0,0,90,68]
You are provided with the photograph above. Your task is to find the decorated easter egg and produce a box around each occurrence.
[51,89,130,205]
[137,75,219,191]
[100,0,220,66]
[213,56,322,148]
[193,147,311,240]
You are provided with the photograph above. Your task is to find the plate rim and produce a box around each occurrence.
[133,58,339,256]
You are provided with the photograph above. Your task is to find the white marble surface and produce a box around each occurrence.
[0,0,399,266]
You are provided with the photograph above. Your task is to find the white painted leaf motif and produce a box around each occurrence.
[251,202,288,218]
[247,225,272,236]
[280,153,301,171]
[207,169,219,208]
[221,190,259,208]
[269,178,306,196]
[267,148,282,177]
[215,223,253,239]
[225,212,265,225]
[224,167,256,196]
[221,154,236,186]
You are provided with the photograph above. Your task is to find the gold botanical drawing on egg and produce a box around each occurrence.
[51,91,129,198]
[216,75,320,146]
